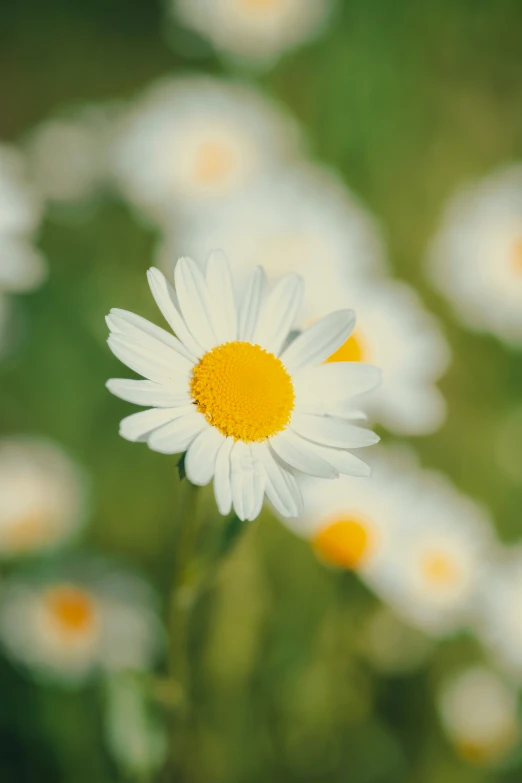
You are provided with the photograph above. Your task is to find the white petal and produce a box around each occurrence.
[291,413,380,449]
[252,273,304,355]
[269,430,338,479]
[238,266,268,342]
[119,407,183,442]
[258,443,303,517]
[205,250,237,343]
[310,443,372,477]
[106,379,191,408]
[174,257,217,351]
[106,308,181,352]
[108,334,180,384]
[248,443,267,521]
[281,310,356,371]
[230,441,252,521]
[184,426,225,486]
[147,411,206,454]
[213,437,234,516]
[147,267,203,359]
[294,363,381,414]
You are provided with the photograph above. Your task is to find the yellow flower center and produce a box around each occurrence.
[190,341,295,442]
[193,140,237,185]
[312,516,375,569]
[45,584,96,636]
[421,550,460,587]
[2,512,57,554]
[511,237,522,275]
[326,328,368,364]
[456,728,517,766]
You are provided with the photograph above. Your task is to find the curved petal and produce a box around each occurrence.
[119,407,183,442]
[147,267,203,360]
[205,250,237,343]
[294,363,381,413]
[248,443,267,521]
[147,411,207,454]
[257,443,302,517]
[280,310,356,371]
[269,430,338,479]
[291,413,380,449]
[252,273,304,356]
[174,257,217,351]
[106,379,191,408]
[107,308,180,352]
[213,437,234,516]
[185,426,225,486]
[238,266,268,342]
[108,334,178,384]
[310,443,372,477]
[230,441,254,521]
[107,312,193,377]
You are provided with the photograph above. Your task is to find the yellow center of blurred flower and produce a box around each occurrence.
[312,516,375,569]
[456,727,517,766]
[45,584,96,635]
[190,341,295,442]
[326,328,368,364]
[511,237,522,275]
[421,551,460,587]
[3,512,55,554]
[193,140,237,185]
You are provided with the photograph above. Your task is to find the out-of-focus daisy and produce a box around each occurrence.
[0,560,161,685]
[0,437,87,559]
[162,164,386,309]
[25,105,113,207]
[438,667,519,765]
[427,164,522,343]
[478,548,522,680]
[171,0,333,67]
[106,252,380,522]
[111,77,300,222]
[0,143,46,294]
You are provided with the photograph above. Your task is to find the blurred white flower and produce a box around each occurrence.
[438,667,518,765]
[171,0,333,67]
[0,437,87,559]
[25,104,114,207]
[0,143,46,293]
[106,253,380,521]
[427,164,522,343]
[111,77,301,222]
[285,451,494,637]
[0,560,162,685]
[477,548,522,681]
[162,164,386,307]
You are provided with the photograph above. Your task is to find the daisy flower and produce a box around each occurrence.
[0,142,46,293]
[438,667,519,765]
[0,437,87,559]
[25,104,114,208]
[477,548,522,680]
[110,77,300,222]
[427,164,522,343]
[0,559,162,686]
[162,164,386,312]
[106,253,381,522]
[171,0,333,68]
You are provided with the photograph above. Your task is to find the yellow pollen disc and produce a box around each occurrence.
[511,237,522,275]
[456,730,517,766]
[45,584,96,635]
[193,140,236,185]
[421,551,460,587]
[326,328,368,364]
[3,512,55,553]
[312,516,375,570]
[190,341,295,442]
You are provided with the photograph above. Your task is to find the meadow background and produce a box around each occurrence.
[1,0,522,781]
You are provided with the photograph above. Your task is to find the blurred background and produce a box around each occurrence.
[1,0,522,781]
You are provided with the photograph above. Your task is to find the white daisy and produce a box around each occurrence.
[25,104,113,207]
[0,143,46,293]
[171,0,333,67]
[106,252,381,522]
[427,164,522,343]
[111,77,300,222]
[477,548,522,681]
[0,560,162,685]
[0,437,87,559]
[161,164,386,311]
[438,667,519,765]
